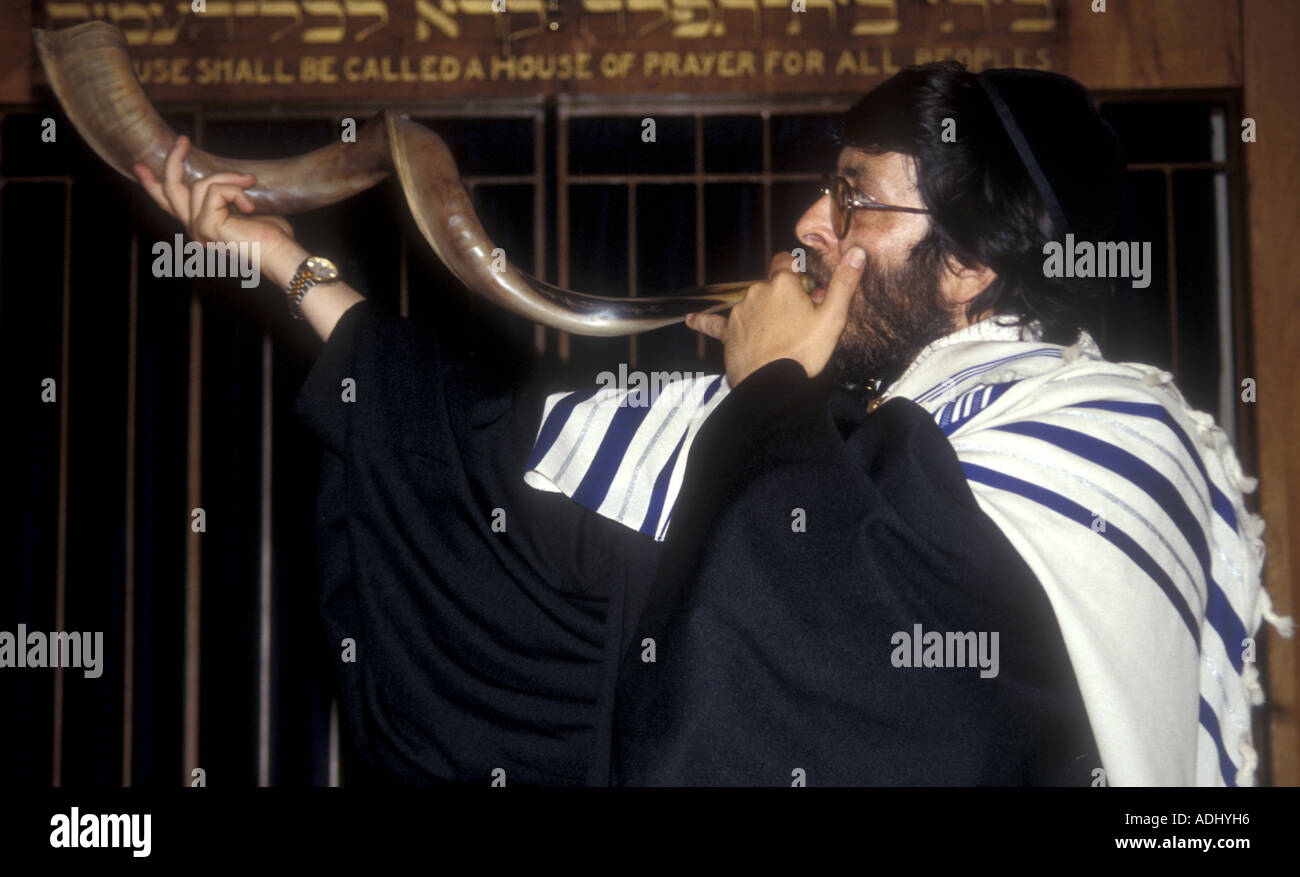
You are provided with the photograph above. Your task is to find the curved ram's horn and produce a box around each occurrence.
[32,21,750,336]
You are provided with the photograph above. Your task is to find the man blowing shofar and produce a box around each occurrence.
[133,63,1282,786]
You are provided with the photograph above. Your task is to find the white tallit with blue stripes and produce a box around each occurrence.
[523,316,1291,786]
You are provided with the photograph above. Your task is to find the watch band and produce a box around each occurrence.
[287,277,308,321]
[287,256,339,321]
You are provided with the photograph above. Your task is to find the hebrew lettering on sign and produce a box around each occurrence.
[42,0,1057,45]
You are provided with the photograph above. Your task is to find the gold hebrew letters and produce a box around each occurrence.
[43,0,1056,45]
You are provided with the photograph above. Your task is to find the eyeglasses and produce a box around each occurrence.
[819,174,931,239]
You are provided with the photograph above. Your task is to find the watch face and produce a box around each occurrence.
[305,256,339,282]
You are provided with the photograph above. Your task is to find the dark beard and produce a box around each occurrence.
[811,243,957,390]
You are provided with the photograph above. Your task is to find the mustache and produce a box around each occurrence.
[804,251,870,288]
[805,253,835,288]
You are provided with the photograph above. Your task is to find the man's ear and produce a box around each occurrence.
[941,253,996,307]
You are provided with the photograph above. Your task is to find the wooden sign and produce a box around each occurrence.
[32,0,1067,99]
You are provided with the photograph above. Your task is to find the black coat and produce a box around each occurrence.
[294,298,1098,786]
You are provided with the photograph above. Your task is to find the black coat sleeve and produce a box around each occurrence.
[293,298,661,785]
[612,358,1099,786]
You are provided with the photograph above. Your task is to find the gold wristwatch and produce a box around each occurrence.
[286,255,340,321]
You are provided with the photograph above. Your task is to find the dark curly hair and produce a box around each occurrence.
[835,62,1129,346]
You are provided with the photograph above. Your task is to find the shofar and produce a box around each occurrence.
[31,21,749,336]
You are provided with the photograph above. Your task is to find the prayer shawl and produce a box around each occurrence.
[524,316,1291,786]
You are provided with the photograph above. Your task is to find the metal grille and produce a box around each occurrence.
[556,95,848,368]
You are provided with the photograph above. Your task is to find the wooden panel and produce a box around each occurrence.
[0,3,32,104]
[1066,0,1241,89]
[28,0,1066,101]
[1242,0,1299,787]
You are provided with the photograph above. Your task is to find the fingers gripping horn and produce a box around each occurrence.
[32,21,749,336]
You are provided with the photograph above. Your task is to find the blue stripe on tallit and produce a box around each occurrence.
[993,421,1248,673]
[647,376,724,541]
[700,374,725,405]
[527,387,599,470]
[938,381,1018,436]
[1073,400,1237,531]
[915,348,1061,403]
[960,462,1200,645]
[1198,697,1237,787]
[640,429,688,539]
[528,375,727,540]
[965,460,1237,782]
[571,402,652,510]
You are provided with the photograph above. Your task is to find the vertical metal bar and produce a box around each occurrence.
[627,183,637,370]
[1225,90,1258,480]
[52,179,72,788]
[183,110,207,786]
[1164,167,1179,375]
[257,334,273,787]
[1095,91,1112,350]
[122,226,139,787]
[465,180,480,328]
[533,109,546,356]
[694,114,706,362]
[399,227,409,319]
[557,104,570,364]
[328,697,340,787]
[183,289,203,785]
[1209,107,1234,440]
[761,109,773,263]
[0,118,4,309]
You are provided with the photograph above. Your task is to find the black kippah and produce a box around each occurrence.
[976,68,1129,244]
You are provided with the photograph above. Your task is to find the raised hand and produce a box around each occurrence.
[132,135,297,264]
[686,246,866,387]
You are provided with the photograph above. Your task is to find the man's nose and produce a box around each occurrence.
[795,193,839,260]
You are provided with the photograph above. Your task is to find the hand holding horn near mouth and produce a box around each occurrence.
[33,21,754,337]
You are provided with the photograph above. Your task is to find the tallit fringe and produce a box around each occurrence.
[906,342,1288,787]
[1242,659,1266,707]
[1236,733,1259,787]
[1256,585,1296,639]
[1134,362,1295,787]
